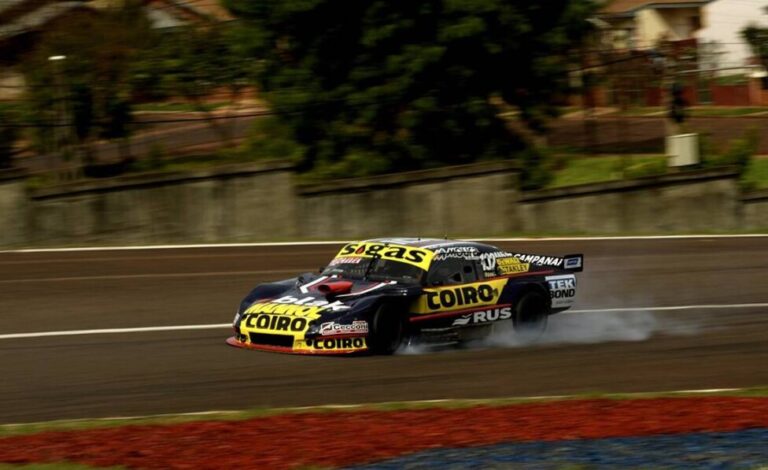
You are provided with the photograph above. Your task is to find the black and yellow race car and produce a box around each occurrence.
[227,238,583,355]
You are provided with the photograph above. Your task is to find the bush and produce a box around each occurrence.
[243,117,306,163]
[520,148,554,190]
[702,128,759,174]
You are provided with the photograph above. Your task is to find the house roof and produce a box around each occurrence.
[601,0,714,16]
[0,1,93,41]
[144,0,233,23]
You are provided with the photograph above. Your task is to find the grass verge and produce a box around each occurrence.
[2,387,768,438]
[546,154,667,188]
[743,158,768,190]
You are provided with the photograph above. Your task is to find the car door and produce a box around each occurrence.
[410,257,506,316]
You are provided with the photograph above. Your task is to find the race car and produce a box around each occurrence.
[227,238,583,355]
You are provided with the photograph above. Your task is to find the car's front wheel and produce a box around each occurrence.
[368,303,407,355]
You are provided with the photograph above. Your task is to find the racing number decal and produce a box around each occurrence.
[411,278,508,314]
[335,242,434,271]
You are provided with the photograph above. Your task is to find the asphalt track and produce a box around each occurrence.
[1,238,767,424]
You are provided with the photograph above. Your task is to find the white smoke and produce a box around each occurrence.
[398,310,706,354]
[490,309,706,348]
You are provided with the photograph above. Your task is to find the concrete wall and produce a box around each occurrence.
[297,162,520,239]
[0,170,28,247]
[743,190,768,230]
[0,162,759,249]
[518,168,741,234]
[20,161,297,247]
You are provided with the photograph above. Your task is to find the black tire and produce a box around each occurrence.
[513,290,550,341]
[368,303,407,355]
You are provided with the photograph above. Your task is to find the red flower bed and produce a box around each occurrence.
[2,397,768,469]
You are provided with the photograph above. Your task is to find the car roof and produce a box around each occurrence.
[364,238,501,253]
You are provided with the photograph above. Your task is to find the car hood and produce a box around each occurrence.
[231,276,418,354]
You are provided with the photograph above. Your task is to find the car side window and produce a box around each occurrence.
[427,259,480,286]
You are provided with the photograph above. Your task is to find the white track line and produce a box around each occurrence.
[3,234,767,253]
[0,269,301,284]
[0,324,231,340]
[570,303,768,313]
[0,387,752,428]
[1,303,766,341]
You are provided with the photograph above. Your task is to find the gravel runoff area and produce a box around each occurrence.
[1,396,768,469]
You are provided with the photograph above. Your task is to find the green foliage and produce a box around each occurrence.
[742,25,768,70]
[623,158,667,179]
[520,148,554,190]
[741,158,768,191]
[721,128,759,174]
[243,117,306,162]
[702,128,759,174]
[224,0,598,175]
[134,25,254,105]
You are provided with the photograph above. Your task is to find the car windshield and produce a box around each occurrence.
[322,257,424,284]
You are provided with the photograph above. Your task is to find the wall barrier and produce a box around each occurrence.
[0,162,764,248]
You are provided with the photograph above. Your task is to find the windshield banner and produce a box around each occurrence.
[335,242,434,271]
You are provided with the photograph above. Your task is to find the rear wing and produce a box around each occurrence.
[511,252,584,272]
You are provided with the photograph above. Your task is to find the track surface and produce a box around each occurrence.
[1,238,767,424]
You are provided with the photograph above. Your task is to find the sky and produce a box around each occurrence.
[698,0,768,67]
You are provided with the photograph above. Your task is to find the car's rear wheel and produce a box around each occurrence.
[513,290,549,341]
[368,303,407,355]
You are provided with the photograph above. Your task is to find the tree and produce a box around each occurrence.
[742,25,768,72]
[22,1,152,167]
[134,24,255,145]
[225,0,598,177]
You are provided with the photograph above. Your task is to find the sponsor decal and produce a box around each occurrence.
[242,313,309,333]
[479,251,513,272]
[319,320,369,336]
[413,278,507,314]
[305,337,367,350]
[329,257,362,266]
[497,257,530,274]
[432,246,480,261]
[513,253,564,268]
[452,307,512,326]
[242,296,351,334]
[564,256,582,269]
[546,274,577,308]
[336,242,434,270]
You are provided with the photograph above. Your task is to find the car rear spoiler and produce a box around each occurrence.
[562,254,584,272]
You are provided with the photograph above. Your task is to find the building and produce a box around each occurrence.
[599,0,715,50]
[592,0,768,106]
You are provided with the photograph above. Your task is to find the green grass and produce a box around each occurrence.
[743,158,768,190]
[546,154,667,189]
[2,387,768,438]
